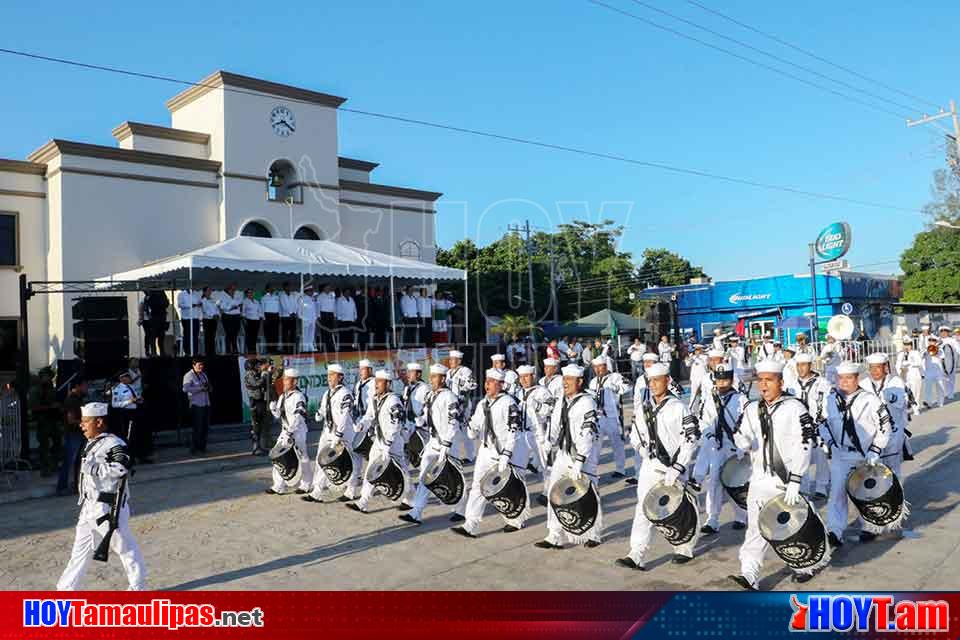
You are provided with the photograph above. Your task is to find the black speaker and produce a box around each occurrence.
[73,296,129,362]
[75,338,128,362]
[73,319,129,341]
[72,297,127,320]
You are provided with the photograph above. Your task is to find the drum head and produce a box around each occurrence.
[423,455,447,485]
[318,442,345,466]
[720,455,751,491]
[365,455,390,484]
[269,440,294,460]
[846,463,894,502]
[642,481,686,523]
[480,466,512,500]
[758,494,811,542]
[548,475,592,508]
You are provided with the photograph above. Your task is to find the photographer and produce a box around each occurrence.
[244,359,273,455]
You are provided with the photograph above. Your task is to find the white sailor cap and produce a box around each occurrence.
[693,343,704,349]
[283,368,300,378]
[837,362,861,375]
[865,353,889,365]
[357,359,372,369]
[517,365,536,375]
[327,363,345,375]
[783,345,795,353]
[561,364,584,378]
[755,361,785,375]
[80,402,108,418]
[928,335,940,343]
[429,363,448,376]
[713,327,722,334]
[449,350,464,359]
[729,335,740,341]
[406,362,423,372]
[940,325,952,332]
[707,349,725,358]
[646,363,669,377]
[490,354,506,362]
[902,337,913,344]
[591,356,608,367]
[375,369,393,381]
[641,353,659,362]
[795,353,815,364]
[486,368,505,382]
[542,358,558,367]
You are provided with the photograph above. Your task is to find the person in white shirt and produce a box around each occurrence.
[417,287,434,347]
[176,288,201,356]
[820,335,841,384]
[400,287,419,346]
[627,337,645,379]
[298,284,318,353]
[712,327,726,353]
[260,283,281,353]
[896,338,923,415]
[588,356,632,479]
[557,336,571,364]
[782,346,798,391]
[938,325,957,399]
[684,344,708,402]
[279,282,299,354]
[433,292,456,343]
[336,289,358,351]
[922,336,946,408]
[199,287,220,357]
[241,288,263,354]
[657,335,674,364]
[728,335,746,374]
[756,334,776,362]
[491,354,520,397]
[217,284,243,355]
[572,340,585,365]
[316,284,337,353]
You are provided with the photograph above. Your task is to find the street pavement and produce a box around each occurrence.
[1,399,959,591]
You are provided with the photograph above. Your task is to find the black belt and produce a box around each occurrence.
[97,492,117,504]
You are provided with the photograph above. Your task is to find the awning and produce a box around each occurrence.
[735,307,782,320]
[96,236,466,288]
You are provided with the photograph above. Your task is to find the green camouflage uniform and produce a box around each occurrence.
[30,376,62,473]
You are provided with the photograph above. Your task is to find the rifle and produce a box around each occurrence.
[93,472,128,562]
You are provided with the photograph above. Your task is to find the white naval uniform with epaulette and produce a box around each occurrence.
[298,293,318,352]
[732,394,815,587]
[922,348,946,408]
[269,388,313,493]
[544,391,603,545]
[756,341,776,362]
[588,371,632,475]
[355,391,412,510]
[728,344,747,375]
[409,386,468,521]
[353,376,375,421]
[691,388,748,529]
[896,349,924,415]
[691,368,741,418]
[790,373,833,496]
[402,379,431,446]
[685,353,709,402]
[57,433,146,591]
[447,364,478,459]
[463,392,527,533]
[822,389,892,537]
[309,384,362,500]
[626,392,700,563]
[860,374,909,478]
[519,383,556,496]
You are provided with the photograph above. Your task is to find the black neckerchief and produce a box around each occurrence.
[373,392,393,444]
[403,379,424,421]
[594,374,608,416]
[355,377,371,416]
[323,385,342,431]
[712,389,737,448]
[870,376,886,395]
[835,390,865,455]
[425,388,440,438]
[482,393,505,450]
[643,394,675,467]
[757,397,789,483]
[558,392,587,456]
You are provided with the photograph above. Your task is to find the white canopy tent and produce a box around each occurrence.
[96,236,468,353]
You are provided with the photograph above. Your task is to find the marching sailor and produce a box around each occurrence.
[454,368,526,537]
[820,335,842,385]
[536,364,603,549]
[861,353,910,479]
[690,368,747,535]
[896,337,924,416]
[490,354,520,398]
[821,362,891,546]
[792,332,815,356]
[635,353,684,405]
[616,363,700,570]
[727,336,746,375]
[691,349,740,417]
[401,363,468,524]
[756,334,776,362]
[712,327,726,353]
[353,359,375,421]
[938,326,957,399]
[588,356,632,480]
[922,336,946,409]
[539,357,564,399]
[401,361,431,459]
[728,361,817,590]
[304,364,361,503]
[789,353,832,500]
[266,368,313,495]
[57,402,146,591]
[447,349,478,461]
[781,346,798,391]
[349,370,412,513]
[684,344,709,403]
[518,364,556,506]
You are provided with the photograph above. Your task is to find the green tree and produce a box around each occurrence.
[637,248,706,287]
[489,314,539,339]
[901,168,960,303]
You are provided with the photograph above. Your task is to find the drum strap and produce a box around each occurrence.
[403,381,423,422]
[642,396,675,467]
[835,391,865,456]
[712,390,737,448]
[482,396,503,452]
[374,395,388,445]
[757,400,789,484]
[594,375,607,417]
[323,387,338,432]
[354,378,370,418]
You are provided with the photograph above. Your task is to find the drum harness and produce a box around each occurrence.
[371,392,402,461]
[320,385,350,438]
[481,393,517,465]
[757,398,805,487]
[711,389,738,450]
[424,388,460,450]
[638,394,691,474]
[557,393,596,479]
[827,390,887,460]
[353,377,371,419]
[279,388,308,433]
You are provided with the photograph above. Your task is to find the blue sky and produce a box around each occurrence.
[2,0,956,281]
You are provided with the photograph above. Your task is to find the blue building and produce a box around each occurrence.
[643,272,901,344]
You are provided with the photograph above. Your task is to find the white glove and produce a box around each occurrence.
[438,445,450,460]
[571,460,583,480]
[784,481,801,506]
[269,400,277,413]
[497,453,509,473]
[663,466,680,487]
[278,432,292,448]
[866,451,880,466]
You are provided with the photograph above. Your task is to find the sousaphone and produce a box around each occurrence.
[827,314,855,341]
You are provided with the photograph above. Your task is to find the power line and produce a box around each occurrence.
[587,0,911,120]
[0,46,926,215]
[684,0,942,111]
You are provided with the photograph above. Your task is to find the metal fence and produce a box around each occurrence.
[809,339,900,364]
[0,389,27,487]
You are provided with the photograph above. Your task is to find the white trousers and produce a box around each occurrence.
[545,453,603,545]
[57,509,146,591]
[924,376,945,408]
[463,446,528,534]
[905,372,923,414]
[826,457,862,537]
[271,429,313,493]
[945,371,957,399]
[526,432,550,496]
[626,461,698,564]
[738,474,787,588]
[803,446,830,495]
[692,445,746,529]
[410,439,468,520]
[356,444,413,510]
[300,320,316,352]
[310,431,363,500]
[598,416,630,474]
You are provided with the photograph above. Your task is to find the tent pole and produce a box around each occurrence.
[464,273,469,346]
[188,266,194,357]
[389,276,397,349]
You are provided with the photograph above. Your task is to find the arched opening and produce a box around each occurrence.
[294,226,323,241]
[267,159,302,203]
[240,221,273,238]
[399,240,421,260]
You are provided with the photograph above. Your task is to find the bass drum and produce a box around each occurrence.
[423,455,466,506]
[317,441,353,486]
[365,455,406,502]
[480,466,527,519]
[405,430,426,469]
[549,475,599,536]
[351,429,375,460]
[720,455,751,510]
[846,463,907,533]
[642,481,699,546]
[269,439,302,488]
[759,495,830,572]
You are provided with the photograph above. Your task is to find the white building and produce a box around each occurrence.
[0,71,443,371]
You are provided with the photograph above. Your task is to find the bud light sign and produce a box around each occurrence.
[815,222,852,261]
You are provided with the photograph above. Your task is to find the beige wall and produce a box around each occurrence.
[120,134,208,159]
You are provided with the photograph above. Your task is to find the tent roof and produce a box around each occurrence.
[96,237,466,288]
[572,308,647,329]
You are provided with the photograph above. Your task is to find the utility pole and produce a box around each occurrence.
[550,240,560,324]
[507,221,537,320]
[906,100,960,176]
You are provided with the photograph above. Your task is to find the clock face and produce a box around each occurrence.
[270,105,295,137]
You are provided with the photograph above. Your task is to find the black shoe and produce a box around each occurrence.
[625,477,638,485]
[295,489,308,495]
[534,540,562,550]
[672,554,693,564]
[536,495,549,507]
[700,525,718,535]
[463,458,474,464]
[502,524,520,533]
[610,471,627,479]
[337,495,354,503]
[584,540,601,548]
[814,492,828,501]
[732,521,747,530]
[828,532,844,548]
[345,502,367,514]
[264,488,281,495]
[301,495,321,503]
[728,575,757,591]
[189,448,199,455]
[859,531,878,543]
[397,503,413,511]
[791,571,816,584]
[451,526,476,539]
[399,513,422,525]
[449,513,466,523]
[615,557,646,570]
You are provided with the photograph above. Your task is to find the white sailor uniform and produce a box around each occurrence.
[860,374,909,478]
[57,433,146,591]
[789,373,833,496]
[588,370,632,476]
[895,349,924,416]
[309,384,362,500]
[691,388,748,529]
[269,388,314,493]
[409,386,468,521]
[447,364,478,459]
[519,383,557,497]
[539,373,564,399]
[355,392,412,510]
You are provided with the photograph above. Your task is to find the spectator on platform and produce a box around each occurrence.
[182,358,212,455]
[176,288,201,356]
[218,283,243,355]
[200,287,220,357]
[139,289,170,357]
[317,283,337,353]
[242,289,263,354]
[400,287,418,346]
[298,284,318,354]
[336,288,358,350]
[418,287,434,347]
[279,282,298,354]
[261,283,281,353]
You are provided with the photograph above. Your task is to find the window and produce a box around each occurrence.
[0,319,17,372]
[294,226,322,241]
[267,159,302,203]
[240,221,273,238]
[399,240,421,260]
[0,213,16,266]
